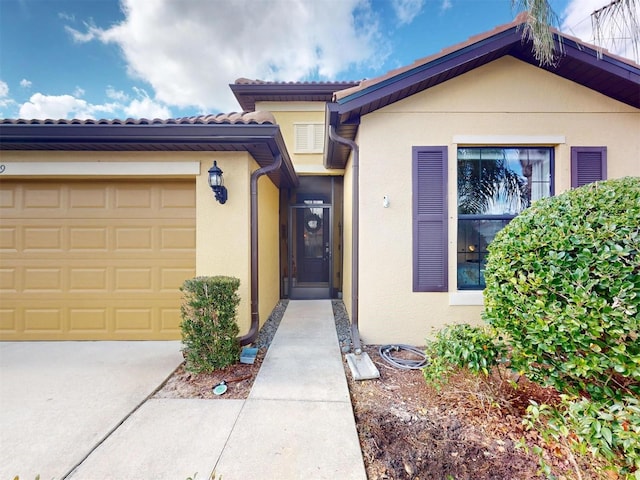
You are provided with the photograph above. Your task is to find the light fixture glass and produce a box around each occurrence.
[208,161,228,204]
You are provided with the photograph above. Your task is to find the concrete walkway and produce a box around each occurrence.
[1,300,366,480]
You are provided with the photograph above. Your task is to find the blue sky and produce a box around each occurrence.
[0,0,635,120]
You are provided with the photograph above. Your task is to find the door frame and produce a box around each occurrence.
[287,202,332,299]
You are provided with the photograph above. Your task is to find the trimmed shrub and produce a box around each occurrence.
[483,177,640,402]
[180,276,241,373]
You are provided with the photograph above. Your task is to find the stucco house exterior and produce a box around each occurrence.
[1,17,639,345]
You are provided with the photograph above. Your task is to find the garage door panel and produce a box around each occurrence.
[69,227,108,251]
[161,267,195,291]
[23,185,62,209]
[160,227,196,250]
[69,185,108,209]
[4,261,194,293]
[0,226,17,251]
[115,227,153,250]
[2,220,194,254]
[1,182,195,219]
[69,308,108,331]
[0,179,195,340]
[2,288,187,340]
[0,309,16,332]
[69,268,108,291]
[24,308,64,333]
[23,267,63,292]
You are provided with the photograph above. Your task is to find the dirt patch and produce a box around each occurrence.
[154,349,264,400]
[347,345,596,480]
[155,342,598,479]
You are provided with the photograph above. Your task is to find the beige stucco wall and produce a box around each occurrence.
[256,169,281,331]
[353,55,640,345]
[196,152,282,337]
[196,152,253,334]
[256,101,344,175]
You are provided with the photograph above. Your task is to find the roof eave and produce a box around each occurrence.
[0,122,299,188]
[230,81,360,112]
[335,26,639,116]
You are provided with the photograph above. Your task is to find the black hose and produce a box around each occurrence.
[378,344,428,370]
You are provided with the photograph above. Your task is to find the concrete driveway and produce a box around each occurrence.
[0,341,183,480]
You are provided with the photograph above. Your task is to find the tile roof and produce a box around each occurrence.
[0,111,276,126]
[325,14,640,170]
[234,78,359,87]
[334,13,640,102]
[0,111,298,188]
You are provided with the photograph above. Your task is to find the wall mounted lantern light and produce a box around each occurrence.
[208,161,228,204]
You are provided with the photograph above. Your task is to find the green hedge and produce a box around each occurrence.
[180,276,241,373]
[483,177,640,402]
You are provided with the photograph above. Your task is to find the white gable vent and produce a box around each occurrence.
[294,123,324,153]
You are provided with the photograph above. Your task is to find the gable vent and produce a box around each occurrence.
[294,123,324,153]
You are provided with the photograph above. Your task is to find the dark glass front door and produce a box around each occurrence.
[297,206,330,282]
[289,202,331,299]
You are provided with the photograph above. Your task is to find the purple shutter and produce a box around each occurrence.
[571,147,607,188]
[413,146,448,292]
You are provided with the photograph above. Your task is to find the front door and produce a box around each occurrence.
[289,202,331,299]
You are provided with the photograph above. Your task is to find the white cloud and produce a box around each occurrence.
[18,93,117,120]
[124,87,171,118]
[106,86,129,102]
[0,80,16,115]
[20,79,32,89]
[392,0,425,25]
[65,22,102,43]
[67,0,388,112]
[58,12,76,22]
[561,0,639,62]
[440,0,452,12]
[16,87,171,121]
[74,86,85,97]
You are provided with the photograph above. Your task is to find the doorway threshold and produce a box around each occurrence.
[289,286,330,300]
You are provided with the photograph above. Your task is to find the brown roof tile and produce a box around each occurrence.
[334,13,640,101]
[0,111,277,126]
[234,78,358,87]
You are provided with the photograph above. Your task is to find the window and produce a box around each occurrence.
[294,123,324,153]
[457,147,553,289]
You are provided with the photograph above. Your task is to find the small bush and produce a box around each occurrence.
[423,323,506,389]
[484,177,640,402]
[525,395,640,477]
[180,276,241,373]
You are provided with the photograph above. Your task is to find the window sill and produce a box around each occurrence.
[449,290,484,306]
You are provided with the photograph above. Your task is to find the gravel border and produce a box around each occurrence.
[252,299,353,352]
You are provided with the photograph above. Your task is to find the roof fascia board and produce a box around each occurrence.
[0,123,281,145]
[336,27,521,113]
[558,37,640,82]
[230,81,359,111]
[231,82,349,97]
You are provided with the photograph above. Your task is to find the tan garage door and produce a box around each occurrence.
[0,179,195,340]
